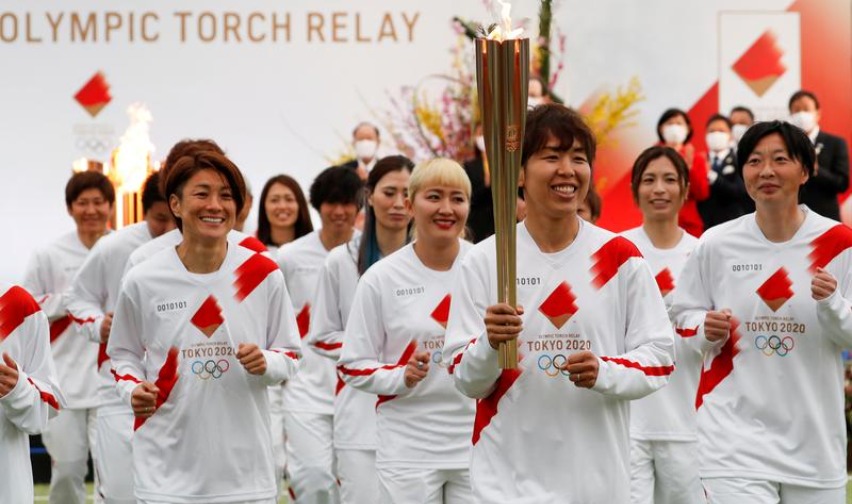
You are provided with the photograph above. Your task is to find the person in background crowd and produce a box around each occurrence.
[341,122,382,180]
[656,108,710,236]
[277,167,363,504]
[621,146,703,504]
[309,155,414,504]
[729,105,755,146]
[257,174,314,253]
[22,170,115,504]
[672,120,852,503]
[66,172,175,504]
[0,283,63,504]
[578,186,602,224]
[256,173,314,490]
[109,149,301,504]
[234,180,254,232]
[528,76,552,108]
[463,124,495,243]
[340,158,475,503]
[788,90,850,221]
[699,114,753,229]
[444,104,674,502]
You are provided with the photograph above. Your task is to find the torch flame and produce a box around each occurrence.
[487,0,524,41]
[71,157,89,173]
[109,103,155,193]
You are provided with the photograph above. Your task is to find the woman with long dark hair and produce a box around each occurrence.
[309,155,414,503]
[256,174,313,252]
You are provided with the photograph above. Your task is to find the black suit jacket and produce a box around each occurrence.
[801,130,850,221]
[463,157,494,243]
[698,150,754,229]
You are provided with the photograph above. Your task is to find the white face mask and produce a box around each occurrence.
[475,135,486,153]
[528,97,542,109]
[789,111,817,133]
[661,124,689,146]
[354,139,378,161]
[706,131,731,152]
[731,124,749,143]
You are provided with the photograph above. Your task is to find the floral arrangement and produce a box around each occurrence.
[333,0,643,165]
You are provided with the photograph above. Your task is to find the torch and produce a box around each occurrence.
[476,2,528,369]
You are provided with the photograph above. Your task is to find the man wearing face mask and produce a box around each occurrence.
[729,106,754,146]
[341,122,382,181]
[699,114,754,229]
[788,90,850,220]
[463,123,495,242]
[528,76,552,109]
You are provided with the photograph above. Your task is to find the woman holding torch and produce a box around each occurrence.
[108,150,302,504]
[338,158,475,503]
[443,104,674,502]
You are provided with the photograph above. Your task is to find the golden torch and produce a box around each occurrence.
[476,2,529,369]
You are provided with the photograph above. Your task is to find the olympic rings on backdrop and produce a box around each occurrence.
[191,359,230,379]
[74,138,110,153]
[754,335,794,357]
[537,354,571,378]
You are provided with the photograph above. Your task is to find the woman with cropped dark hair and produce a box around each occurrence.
[108,150,301,504]
[22,170,114,504]
[672,120,852,503]
[622,146,703,504]
[256,174,313,252]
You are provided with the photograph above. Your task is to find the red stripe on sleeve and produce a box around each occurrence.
[270,349,300,361]
[0,285,41,341]
[695,319,741,410]
[97,343,110,370]
[808,224,852,273]
[111,369,141,384]
[676,326,699,338]
[68,313,96,326]
[134,347,180,431]
[590,236,643,289]
[600,356,674,376]
[374,341,418,408]
[472,368,522,445]
[48,315,73,344]
[313,341,343,351]
[233,253,279,301]
[448,338,478,375]
[27,378,60,411]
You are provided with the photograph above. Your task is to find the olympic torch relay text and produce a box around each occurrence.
[0,10,420,44]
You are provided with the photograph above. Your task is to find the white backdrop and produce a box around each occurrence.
[0,0,831,283]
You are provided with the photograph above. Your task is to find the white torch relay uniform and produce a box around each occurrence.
[671,208,852,502]
[443,220,675,504]
[66,221,154,503]
[621,227,703,504]
[277,230,356,504]
[22,230,103,504]
[339,240,476,503]
[0,283,64,504]
[307,237,381,504]
[108,242,301,504]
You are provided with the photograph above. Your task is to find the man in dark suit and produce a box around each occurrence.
[789,90,850,220]
[699,114,754,228]
[340,122,381,180]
